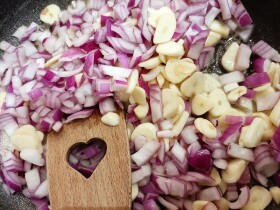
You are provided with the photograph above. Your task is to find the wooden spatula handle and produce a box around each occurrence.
[47,110,131,210]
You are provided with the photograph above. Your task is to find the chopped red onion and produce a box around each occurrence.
[256,92,280,111]
[253,57,271,73]
[243,72,270,88]
[131,140,161,166]
[235,43,252,71]
[218,71,245,85]
[252,40,280,62]
[0,0,278,208]
[227,142,255,162]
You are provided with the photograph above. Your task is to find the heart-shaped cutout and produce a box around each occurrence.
[67,138,107,178]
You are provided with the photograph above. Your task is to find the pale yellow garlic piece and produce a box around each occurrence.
[241,186,272,210]
[156,41,185,57]
[101,112,120,126]
[227,86,247,103]
[205,31,222,47]
[126,122,134,140]
[192,93,214,116]
[131,123,157,141]
[157,73,165,88]
[11,135,41,152]
[126,70,139,94]
[209,89,231,117]
[194,118,217,138]
[40,4,60,25]
[223,82,239,93]
[139,56,162,69]
[210,19,230,38]
[164,59,196,84]
[172,111,189,137]
[148,6,174,28]
[153,10,176,44]
[159,54,167,64]
[253,112,275,141]
[132,86,146,105]
[44,53,62,68]
[193,201,217,210]
[134,103,149,120]
[221,159,248,184]
[131,184,139,201]
[214,198,229,210]
[240,117,264,148]
[169,83,184,98]
[162,88,180,119]
[203,73,221,93]
[221,42,240,72]
[0,92,6,108]
[270,187,280,204]
[180,72,204,98]
[199,168,221,187]
[253,83,271,92]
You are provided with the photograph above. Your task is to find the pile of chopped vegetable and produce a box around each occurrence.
[1,0,280,209]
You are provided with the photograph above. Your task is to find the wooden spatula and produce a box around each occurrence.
[46,109,131,210]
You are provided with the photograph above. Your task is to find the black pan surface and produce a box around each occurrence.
[0,0,280,209]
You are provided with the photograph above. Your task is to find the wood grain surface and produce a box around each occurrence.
[47,110,131,210]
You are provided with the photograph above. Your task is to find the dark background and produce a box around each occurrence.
[0,0,280,209]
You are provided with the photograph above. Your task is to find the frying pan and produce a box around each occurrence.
[0,0,280,209]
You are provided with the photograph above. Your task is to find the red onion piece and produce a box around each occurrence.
[149,84,163,123]
[188,149,212,174]
[256,92,280,111]
[131,140,161,166]
[187,30,210,60]
[227,142,255,162]
[229,186,250,209]
[218,71,245,86]
[217,0,231,20]
[252,40,280,62]
[253,57,271,73]
[235,43,252,71]
[143,199,160,210]
[219,122,242,145]
[243,72,270,88]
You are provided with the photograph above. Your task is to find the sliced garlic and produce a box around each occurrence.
[134,103,149,120]
[191,93,214,116]
[221,159,248,184]
[240,117,264,148]
[101,112,120,126]
[156,41,185,57]
[270,187,280,204]
[227,86,247,103]
[210,19,230,38]
[132,86,147,105]
[180,72,204,98]
[209,89,231,117]
[139,56,162,69]
[153,11,176,44]
[205,31,222,47]
[131,123,157,141]
[203,74,221,93]
[162,88,180,119]
[164,59,196,84]
[172,111,189,137]
[221,42,240,72]
[40,4,61,25]
[126,70,139,94]
[241,186,272,210]
[148,6,174,28]
[194,118,217,138]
